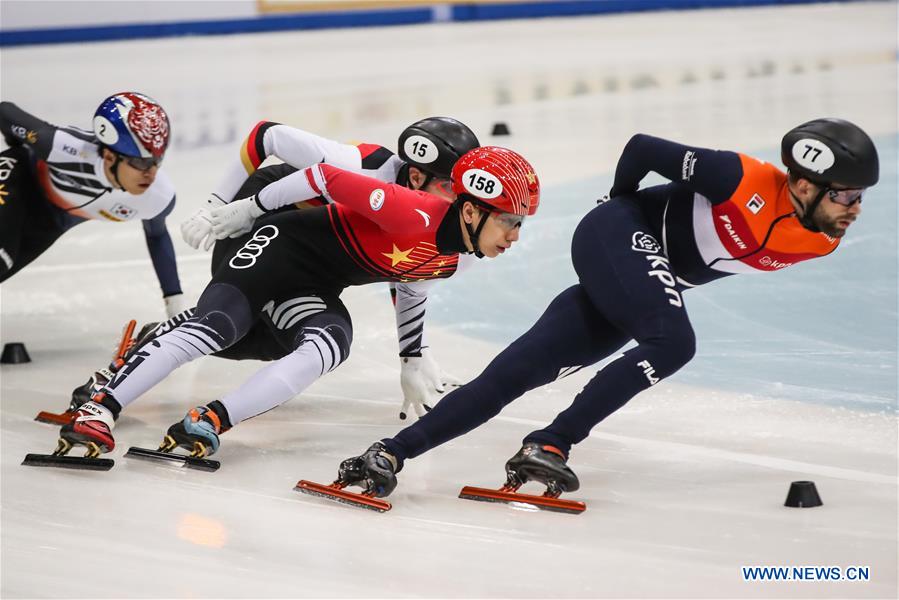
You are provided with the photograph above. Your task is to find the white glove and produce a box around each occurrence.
[180,209,215,250]
[398,348,462,420]
[210,195,266,240]
[181,194,227,250]
[163,293,189,319]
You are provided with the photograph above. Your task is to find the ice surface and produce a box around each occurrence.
[1,2,896,598]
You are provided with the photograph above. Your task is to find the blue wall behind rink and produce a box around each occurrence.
[0,0,869,47]
[427,136,898,414]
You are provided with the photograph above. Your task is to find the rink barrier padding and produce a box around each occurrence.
[0,0,870,47]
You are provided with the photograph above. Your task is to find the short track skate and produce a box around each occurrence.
[125,434,220,472]
[22,437,114,471]
[294,480,392,513]
[34,320,138,425]
[459,481,586,514]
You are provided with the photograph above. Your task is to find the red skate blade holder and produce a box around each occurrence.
[34,411,76,425]
[295,480,392,513]
[459,484,586,514]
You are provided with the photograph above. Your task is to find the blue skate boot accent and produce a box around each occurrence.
[162,406,225,458]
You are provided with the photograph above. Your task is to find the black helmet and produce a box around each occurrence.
[781,118,879,188]
[398,117,480,179]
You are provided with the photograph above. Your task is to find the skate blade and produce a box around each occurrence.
[124,446,220,472]
[459,485,586,514]
[294,480,391,513]
[33,411,76,425]
[22,453,114,471]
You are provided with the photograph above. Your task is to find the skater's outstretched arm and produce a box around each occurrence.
[0,101,57,159]
[389,280,463,420]
[142,195,186,317]
[210,164,448,239]
[209,121,400,206]
[610,133,744,204]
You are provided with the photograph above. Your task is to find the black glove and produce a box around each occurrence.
[337,442,399,498]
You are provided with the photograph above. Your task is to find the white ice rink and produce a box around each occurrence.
[1,2,897,598]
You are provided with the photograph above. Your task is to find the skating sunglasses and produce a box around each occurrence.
[124,155,163,171]
[825,187,865,207]
[491,211,524,230]
[431,178,454,195]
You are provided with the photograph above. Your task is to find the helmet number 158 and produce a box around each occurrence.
[468,173,495,194]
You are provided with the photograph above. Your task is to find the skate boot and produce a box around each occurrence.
[337,442,399,497]
[69,367,115,412]
[36,320,156,425]
[458,443,586,514]
[505,443,580,494]
[23,397,117,470]
[295,442,399,512]
[68,320,160,410]
[159,406,225,458]
[58,400,116,458]
[71,319,159,400]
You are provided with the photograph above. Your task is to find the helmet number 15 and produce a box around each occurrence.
[410,141,429,158]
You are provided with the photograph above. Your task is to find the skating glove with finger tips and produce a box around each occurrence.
[163,293,189,319]
[181,194,226,250]
[398,349,461,420]
[210,195,266,240]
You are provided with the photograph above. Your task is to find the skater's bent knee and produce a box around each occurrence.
[195,283,254,345]
[297,323,352,373]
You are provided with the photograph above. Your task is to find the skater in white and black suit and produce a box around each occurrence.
[0,92,187,317]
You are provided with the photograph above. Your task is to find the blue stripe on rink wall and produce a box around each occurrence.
[0,0,868,47]
[452,0,835,20]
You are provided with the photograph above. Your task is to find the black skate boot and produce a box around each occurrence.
[459,443,586,514]
[36,320,157,425]
[505,443,580,494]
[67,321,159,411]
[69,367,115,412]
[337,442,399,497]
[295,442,398,513]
